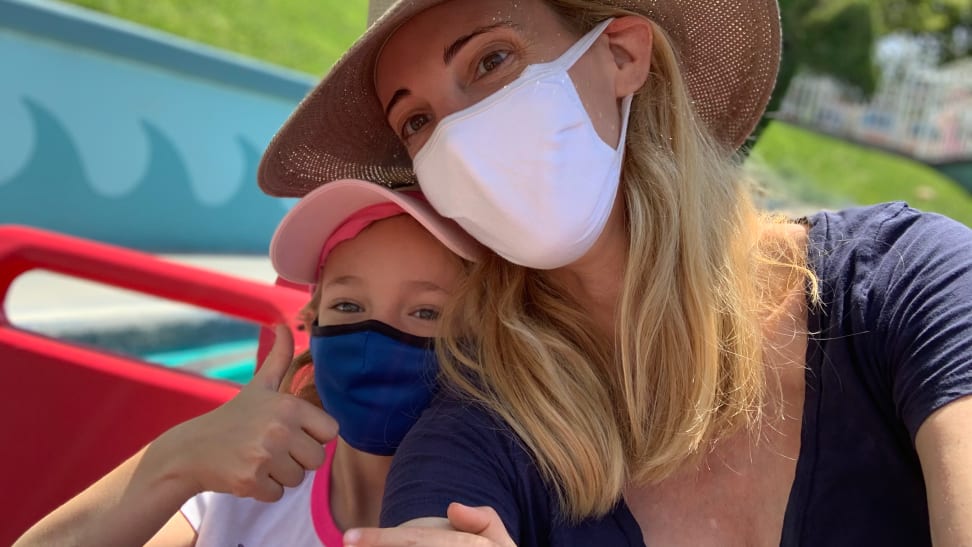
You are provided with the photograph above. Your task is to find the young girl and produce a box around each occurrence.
[258,1,972,546]
[14,178,480,546]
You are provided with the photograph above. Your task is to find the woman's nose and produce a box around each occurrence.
[438,87,473,121]
[406,91,470,155]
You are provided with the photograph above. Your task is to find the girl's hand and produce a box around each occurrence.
[161,325,338,501]
[343,502,516,546]
[13,325,338,547]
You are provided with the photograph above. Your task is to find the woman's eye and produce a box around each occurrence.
[411,308,440,321]
[476,50,510,77]
[402,113,431,139]
[332,301,363,313]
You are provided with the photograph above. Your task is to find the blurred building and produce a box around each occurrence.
[779,59,972,164]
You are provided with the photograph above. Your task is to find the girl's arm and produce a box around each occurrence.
[14,326,337,547]
[146,512,198,547]
[13,433,200,547]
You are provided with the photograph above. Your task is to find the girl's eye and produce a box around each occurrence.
[332,301,363,313]
[476,50,510,77]
[411,308,440,321]
[402,113,431,139]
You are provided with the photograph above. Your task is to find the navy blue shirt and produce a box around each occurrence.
[381,203,972,546]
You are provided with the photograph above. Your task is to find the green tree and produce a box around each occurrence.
[751,0,877,146]
[879,0,972,60]
[752,0,970,146]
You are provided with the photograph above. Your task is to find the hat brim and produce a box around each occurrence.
[258,0,781,198]
[270,178,482,285]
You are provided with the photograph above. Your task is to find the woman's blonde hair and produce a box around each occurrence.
[435,0,816,520]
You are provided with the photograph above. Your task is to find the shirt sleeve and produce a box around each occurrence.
[864,205,972,439]
[179,491,213,532]
[379,394,537,540]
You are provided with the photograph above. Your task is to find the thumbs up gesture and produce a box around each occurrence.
[162,325,339,502]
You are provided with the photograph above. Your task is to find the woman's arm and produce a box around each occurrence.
[915,396,972,546]
[345,503,515,546]
[14,326,337,547]
[864,208,972,546]
[364,383,542,546]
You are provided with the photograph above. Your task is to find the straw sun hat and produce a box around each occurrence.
[258,0,781,198]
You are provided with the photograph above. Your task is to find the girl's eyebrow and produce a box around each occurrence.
[443,20,518,65]
[323,275,361,289]
[404,280,447,293]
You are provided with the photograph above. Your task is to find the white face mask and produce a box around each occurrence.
[413,19,632,270]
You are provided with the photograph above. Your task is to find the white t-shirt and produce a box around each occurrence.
[180,442,342,547]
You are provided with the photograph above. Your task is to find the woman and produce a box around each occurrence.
[14,179,480,546]
[258,1,972,545]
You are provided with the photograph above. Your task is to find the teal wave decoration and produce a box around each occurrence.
[0,98,286,253]
[0,10,307,254]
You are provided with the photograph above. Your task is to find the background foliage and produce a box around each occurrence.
[58,0,972,226]
[774,0,970,106]
[65,0,369,75]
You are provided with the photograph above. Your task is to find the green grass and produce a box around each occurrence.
[750,123,972,226]
[60,0,972,226]
[62,0,368,75]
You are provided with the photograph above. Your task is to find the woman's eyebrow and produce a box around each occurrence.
[385,89,411,118]
[384,21,519,118]
[443,20,518,65]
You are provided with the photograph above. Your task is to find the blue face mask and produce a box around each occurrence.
[310,320,438,456]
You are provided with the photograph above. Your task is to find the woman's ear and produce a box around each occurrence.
[605,16,654,98]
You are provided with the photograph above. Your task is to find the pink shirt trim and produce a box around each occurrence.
[311,441,343,545]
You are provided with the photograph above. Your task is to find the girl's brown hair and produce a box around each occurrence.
[280,284,323,408]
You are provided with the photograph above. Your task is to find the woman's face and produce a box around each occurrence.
[375,0,627,158]
[315,215,463,338]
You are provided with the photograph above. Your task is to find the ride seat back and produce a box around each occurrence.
[0,225,306,544]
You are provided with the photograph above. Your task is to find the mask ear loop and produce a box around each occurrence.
[560,18,630,154]
[556,18,616,71]
[615,93,635,153]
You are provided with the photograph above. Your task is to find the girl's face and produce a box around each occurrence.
[374,0,630,158]
[316,215,463,338]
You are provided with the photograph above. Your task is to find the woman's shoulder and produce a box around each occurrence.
[804,201,969,285]
[805,201,967,250]
[799,202,972,442]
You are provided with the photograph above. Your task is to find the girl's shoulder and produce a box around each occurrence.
[184,469,325,546]
[184,442,338,546]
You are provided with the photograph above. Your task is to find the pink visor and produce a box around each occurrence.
[270,179,482,286]
[317,201,409,273]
